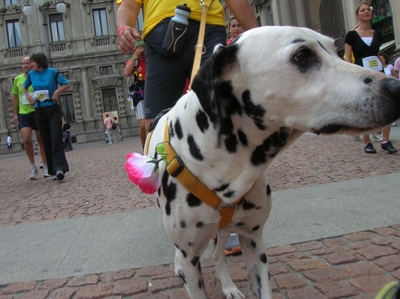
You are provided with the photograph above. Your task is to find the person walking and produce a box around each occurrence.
[226,16,244,45]
[116,0,258,134]
[62,117,73,151]
[12,56,50,179]
[23,52,71,181]
[112,116,121,143]
[124,46,146,149]
[344,2,397,154]
[7,134,14,153]
[104,114,114,144]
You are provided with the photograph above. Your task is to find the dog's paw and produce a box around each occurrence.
[222,285,245,299]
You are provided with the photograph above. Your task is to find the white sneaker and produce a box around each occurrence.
[30,166,38,180]
[39,161,44,169]
[43,165,50,178]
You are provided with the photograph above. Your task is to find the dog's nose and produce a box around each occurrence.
[384,78,400,97]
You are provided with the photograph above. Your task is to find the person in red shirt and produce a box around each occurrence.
[226,17,243,45]
[125,47,146,148]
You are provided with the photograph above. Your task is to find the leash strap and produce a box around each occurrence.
[163,121,241,229]
[189,0,215,88]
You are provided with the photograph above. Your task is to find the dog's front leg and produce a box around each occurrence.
[239,234,272,299]
[213,230,245,299]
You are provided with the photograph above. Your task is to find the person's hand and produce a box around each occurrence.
[134,46,145,60]
[27,95,35,105]
[13,114,19,125]
[117,26,141,55]
[52,91,59,102]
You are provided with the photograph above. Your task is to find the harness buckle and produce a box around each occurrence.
[168,155,185,177]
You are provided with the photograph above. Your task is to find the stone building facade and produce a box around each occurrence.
[1,0,400,152]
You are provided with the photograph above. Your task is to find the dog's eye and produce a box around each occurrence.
[294,49,311,63]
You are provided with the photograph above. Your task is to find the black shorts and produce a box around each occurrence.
[18,112,38,130]
[144,18,226,119]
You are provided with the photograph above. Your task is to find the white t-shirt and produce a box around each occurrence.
[384,64,394,76]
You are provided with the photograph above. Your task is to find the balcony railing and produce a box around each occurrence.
[52,42,67,52]
[7,47,24,58]
[95,37,110,47]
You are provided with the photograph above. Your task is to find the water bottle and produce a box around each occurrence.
[162,3,191,54]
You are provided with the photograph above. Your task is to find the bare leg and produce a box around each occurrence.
[21,127,35,165]
[382,125,391,141]
[35,130,47,165]
[145,119,154,136]
[363,134,371,144]
[139,119,146,147]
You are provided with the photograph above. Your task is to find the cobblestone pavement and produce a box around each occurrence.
[1,135,400,298]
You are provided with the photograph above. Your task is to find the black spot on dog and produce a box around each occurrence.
[260,253,267,264]
[266,184,271,196]
[251,240,256,248]
[242,199,256,210]
[180,220,186,228]
[188,242,193,247]
[196,110,209,133]
[162,171,176,216]
[198,280,202,289]
[268,271,271,280]
[169,121,175,138]
[181,250,187,258]
[188,135,204,161]
[242,90,266,130]
[218,81,242,116]
[224,133,238,153]
[223,190,235,198]
[256,274,261,298]
[186,193,202,207]
[214,183,229,192]
[364,77,373,84]
[252,225,260,231]
[179,271,187,284]
[191,256,200,266]
[174,119,183,140]
[251,128,290,166]
[196,221,204,228]
[238,129,248,146]
[174,243,180,249]
[198,262,202,273]
[236,222,245,227]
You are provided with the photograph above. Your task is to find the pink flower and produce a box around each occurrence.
[125,152,161,194]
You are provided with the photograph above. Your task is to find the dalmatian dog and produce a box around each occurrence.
[145,26,400,299]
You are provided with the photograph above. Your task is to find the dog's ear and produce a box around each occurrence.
[191,44,239,138]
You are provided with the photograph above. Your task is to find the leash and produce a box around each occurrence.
[163,121,241,229]
[189,0,215,88]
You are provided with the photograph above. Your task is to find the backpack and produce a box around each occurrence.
[112,122,117,130]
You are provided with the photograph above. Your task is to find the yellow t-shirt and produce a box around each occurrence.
[117,0,225,39]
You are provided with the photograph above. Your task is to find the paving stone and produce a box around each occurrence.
[294,241,323,252]
[354,244,398,261]
[286,286,328,299]
[326,250,362,265]
[100,269,136,283]
[315,281,359,299]
[139,265,170,277]
[75,283,113,299]
[50,287,78,299]
[287,258,327,271]
[303,267,350,283]
[112,278,147,296]
[18,290,50,299]
[374,255,400,272]
[38,278,68,290]
[0,281,37,294]
[269,263,291,276]
[342,261,385,278]
[371,227,398,236]
[274,273,308,289]
[344,232,377,241]
[148,277,183,294]
[267,245,296,257]
[350,275,394,293]
[323,238,347,248]
[68,275,99,287]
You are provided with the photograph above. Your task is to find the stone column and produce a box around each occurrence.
[390,0,400,59]
[294,0,307,27]
[0,80,7,132]
[278,0,293,25]
[81,68,93,120]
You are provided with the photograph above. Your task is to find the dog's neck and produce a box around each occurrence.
[166,87,302,204]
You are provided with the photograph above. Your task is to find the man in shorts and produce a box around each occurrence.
[12,56,49,180]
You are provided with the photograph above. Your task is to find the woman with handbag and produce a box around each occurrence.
[24,52,71,180]
[344,2,397,154]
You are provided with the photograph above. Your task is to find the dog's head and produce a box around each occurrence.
[191,26,400,139]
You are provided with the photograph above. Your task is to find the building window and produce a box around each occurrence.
[93,8,109,36]
[60,94,75,123]
[100,66,113,75]
[49,14,65,42]
[6,20,22,48]
[4,0,17,5]
[102,88,118,113]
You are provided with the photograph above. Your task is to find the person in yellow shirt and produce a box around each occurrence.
[116,0,258,133]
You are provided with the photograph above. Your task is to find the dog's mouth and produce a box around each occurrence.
[312,124,373,135]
